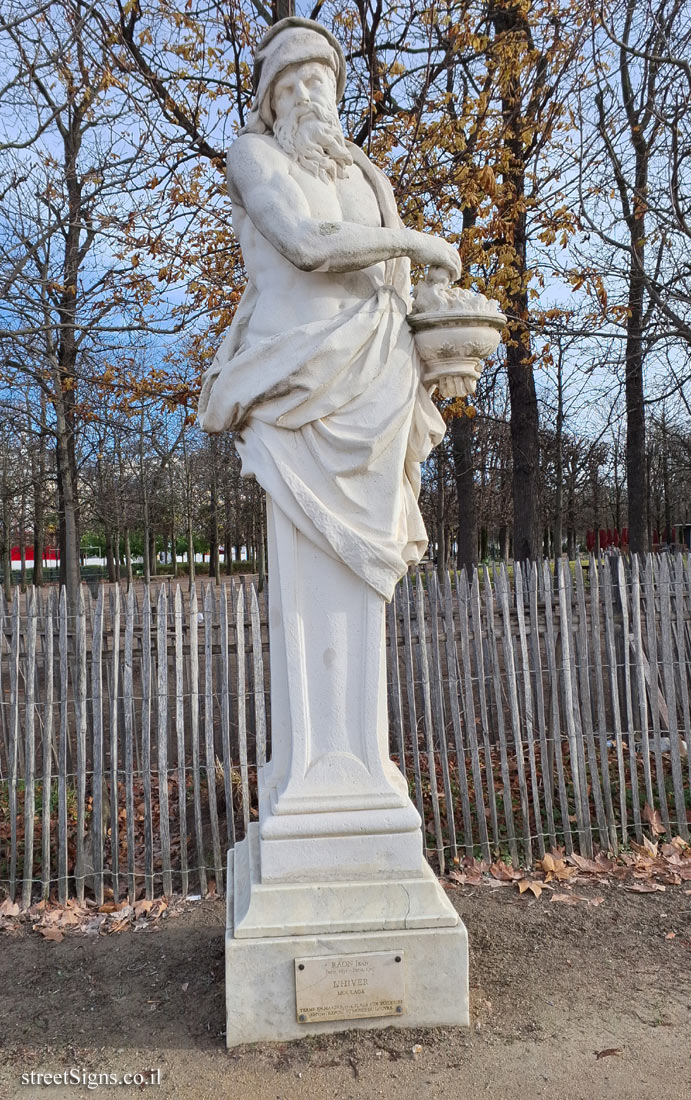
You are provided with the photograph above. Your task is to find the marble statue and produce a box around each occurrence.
[198,17,470,1045]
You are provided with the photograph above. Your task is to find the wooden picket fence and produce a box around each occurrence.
[1,553,690,905]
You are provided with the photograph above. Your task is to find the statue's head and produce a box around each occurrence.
[243,18,352,183]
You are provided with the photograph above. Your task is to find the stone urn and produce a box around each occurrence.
[408,271,507,398]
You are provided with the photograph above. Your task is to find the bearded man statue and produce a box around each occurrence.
[198,18,468,1045]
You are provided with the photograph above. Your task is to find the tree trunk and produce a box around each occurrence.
[33,492,44,588]
[257,501,266,592]
[114,527,121,582]
[55,111,84,611]
[591,464,600,553]
[149,529,157,577]
[105,527,116,583]
[451,413,477,572]
[187,511,196,593]
[646,450,653,549]
[19,492,27,592]
[31,398,46,588]
[2,491,11,601]
[661,410,671,542]
[224,524,233,575]
[613,445,622,533]
[272,0,294,22]
[507,329,540,561]
[124,527,133,588]
[625,259,648,553]
[492,5,541,563]
[55,416,80,609]
[554,355,564,564]
[499,524,509,563]
[142,488,151,585]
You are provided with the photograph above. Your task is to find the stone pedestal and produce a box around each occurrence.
[224,496,470,1047]
[225,842,469,1047]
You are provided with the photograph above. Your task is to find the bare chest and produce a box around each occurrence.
[290,162,382,227]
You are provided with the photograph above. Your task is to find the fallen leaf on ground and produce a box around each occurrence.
[551,893,578,905]
[0,899,20,918]
[448,866,483,886]
[595,854,616,872]
[107,916,132,934]
[490,861,522,882]
[56,909,84,927]
[551,892,604,907]
[595,1048,623,1060]
[538,853,577,882]
[517,879,543,898]
[665,932,676,940]
[38,927,64,942]
[569,854,603,874]
[448,869,482,886]
[627,882,665,893]
[643,804,665,836]
[631,838,659,859]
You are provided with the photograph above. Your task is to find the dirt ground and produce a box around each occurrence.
[0,883,689,1100]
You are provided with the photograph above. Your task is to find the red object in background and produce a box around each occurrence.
[612,529,620,547]
[10,547,59,563]
[599,528,609,548]
[621,528,628,546]
[586,530,596,551]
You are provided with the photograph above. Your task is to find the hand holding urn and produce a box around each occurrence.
[409,268,507,398]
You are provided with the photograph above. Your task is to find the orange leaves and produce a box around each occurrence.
[446,833,691,900]
[643,804,665,837]
[537,852,577,883]
[517,878,543,898]
[38,927,64,943]
[490,860,523,882]
[630,835,659,859]
[477,164,497,198]
[551,893,604,907]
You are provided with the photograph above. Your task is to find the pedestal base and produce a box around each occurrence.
[233,824,459,937]
[225,845,469,1047]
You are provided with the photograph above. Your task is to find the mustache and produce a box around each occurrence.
[275,99,342,136]
[273,101,353,183]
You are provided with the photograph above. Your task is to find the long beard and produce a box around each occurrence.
[273,102,353,183]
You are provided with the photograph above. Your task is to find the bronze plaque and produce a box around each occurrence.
[295,950,405,1024]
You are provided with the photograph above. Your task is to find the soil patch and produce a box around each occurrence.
[1,883,689,1099]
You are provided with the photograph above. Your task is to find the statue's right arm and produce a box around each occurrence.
[227,136,460,278]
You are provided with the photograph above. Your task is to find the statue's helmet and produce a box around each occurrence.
[242,17,346,134]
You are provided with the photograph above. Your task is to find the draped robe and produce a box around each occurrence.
[198,143,445,602]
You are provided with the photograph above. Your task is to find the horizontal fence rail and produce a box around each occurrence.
[0,553,690,904]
